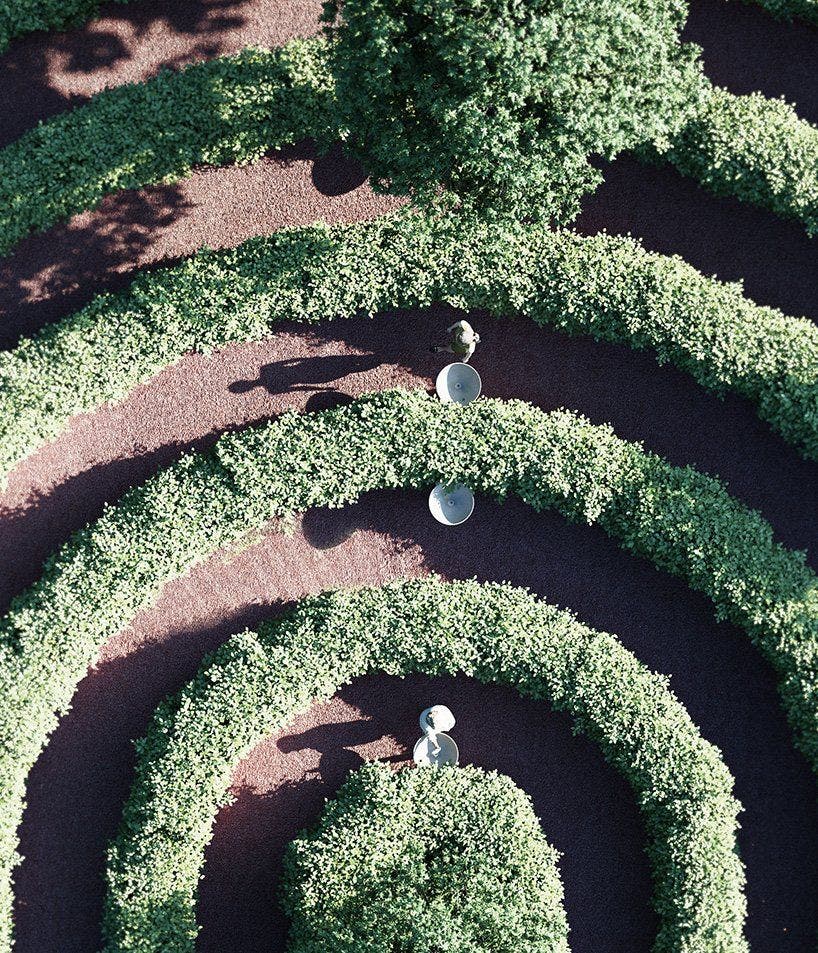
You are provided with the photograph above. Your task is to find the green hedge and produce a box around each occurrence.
[1,389,814,949]
[3,209,818,489]
[0,0,132,52]
[3,33,818,256]
[659,84,818,236]
[281,762,570,953]
[103,580,743,951]
[740,0,818,24]
[0,37,334,255]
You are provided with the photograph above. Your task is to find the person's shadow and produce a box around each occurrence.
[276,717,405,792]
[228,354,381,397]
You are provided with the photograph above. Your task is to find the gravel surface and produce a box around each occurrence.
[2,0,818,950]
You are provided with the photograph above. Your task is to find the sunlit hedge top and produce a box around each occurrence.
[323,0,704,221]
[281,763,570,953]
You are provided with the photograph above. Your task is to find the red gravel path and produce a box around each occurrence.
[2,1,818,951]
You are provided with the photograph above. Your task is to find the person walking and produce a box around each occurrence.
[431,319,480,363]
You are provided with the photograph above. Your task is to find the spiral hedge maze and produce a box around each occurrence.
[1,0,818,950]
[102,579,741,951]
[3,33,818,250]
[280,763,570,953]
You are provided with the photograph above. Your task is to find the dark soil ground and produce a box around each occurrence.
[1,0,817,950]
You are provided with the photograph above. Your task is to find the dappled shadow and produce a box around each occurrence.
[0,0,322,148]
[0,143,392,349]
[0,185,191,349]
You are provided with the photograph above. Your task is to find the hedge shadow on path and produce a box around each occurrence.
[0,0,322,147]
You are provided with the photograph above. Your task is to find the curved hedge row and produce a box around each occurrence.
[0,389,814,949]
[0,0,131,52]
[281,762,570,953]
[3,209,818,488]
[104,579,743,952]
[0,37,334,255]
[3,34,818,256]
[660,84,818,236]
[741,0,818,24]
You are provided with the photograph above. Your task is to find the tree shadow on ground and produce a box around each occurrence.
[0,139,370,349]
[0,185,192,349]
[0,0,263,147]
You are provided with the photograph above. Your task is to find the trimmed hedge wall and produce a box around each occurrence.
[281,762,570,953]
[740,0,818,23]
[0,389,814,949]
[2,210,818,488]
[3,35,818,256]
[659,84,818,236]
[104,580,743,951]
[0,0,131,52]
[0,37,334,255]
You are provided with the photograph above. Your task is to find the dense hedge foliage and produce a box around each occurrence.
[3,210,818,488]
[0,37,334,255]
[281,762,570,953]
[740,0,818,23]
[0,0,131,51]
[2,30,818,256]
[104,579,743,951]
[323,0,702,223]
[659,84,818,236]
[1,389,815,948]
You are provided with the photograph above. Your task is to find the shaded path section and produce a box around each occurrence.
[686,0,818,124]
[0,147,400,347]
[0,0,322,148]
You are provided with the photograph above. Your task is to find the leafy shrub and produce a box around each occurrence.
[281,762,570,953]
[739,0,818,23]
[1,389,813,949]
[657,84,818,236]
[1,28,815,256]
[2,209,818,489]
[103,579,744,951]
[322,0,703,223]
[0,37,335,255]
[0,0,131,51]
